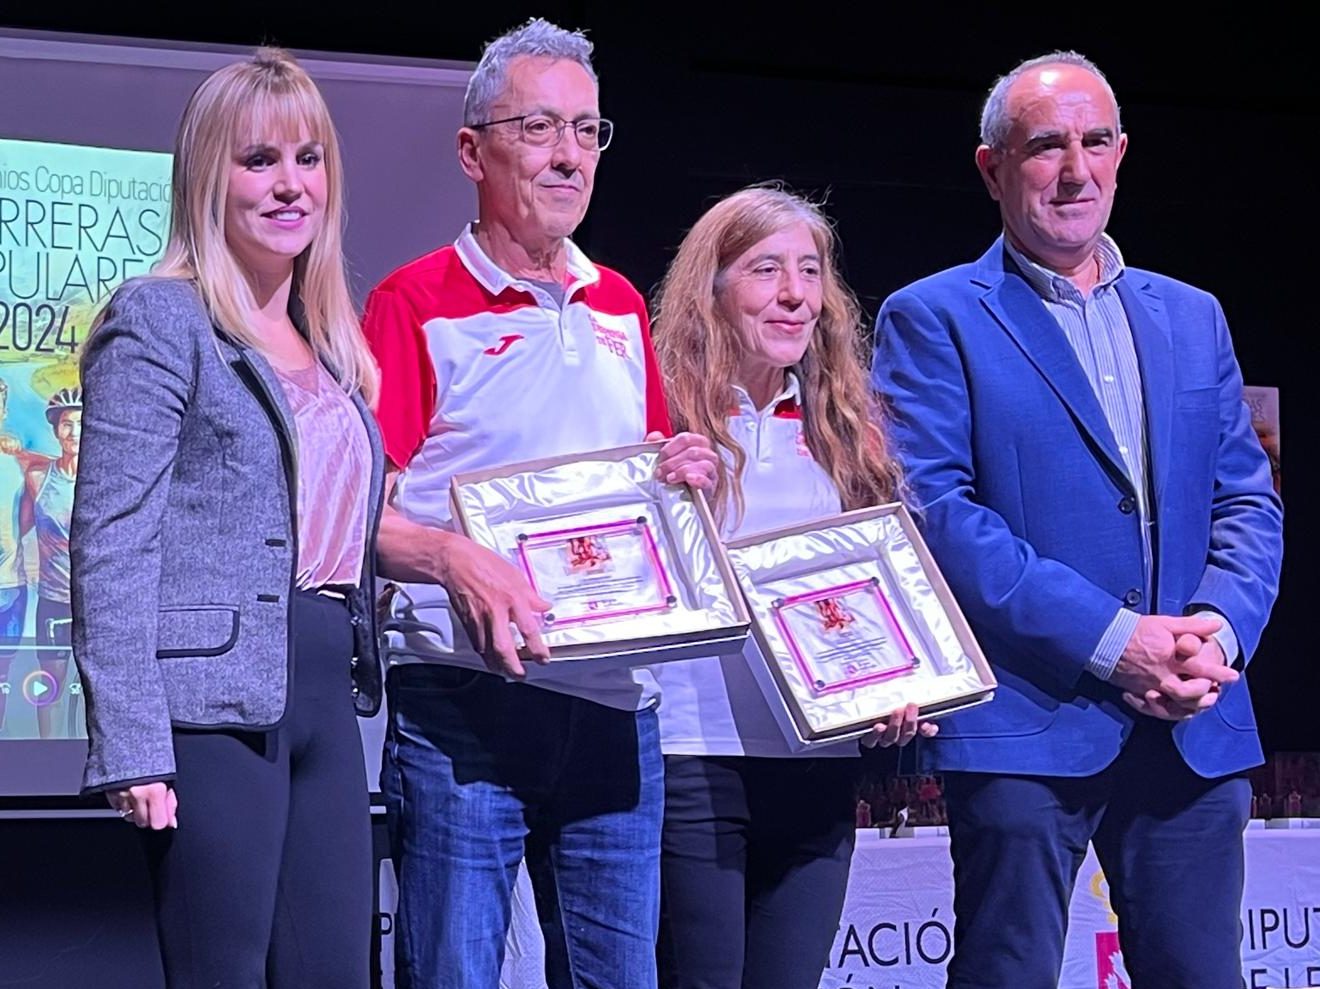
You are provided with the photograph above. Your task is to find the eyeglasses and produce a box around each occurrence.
[471,114,614,151]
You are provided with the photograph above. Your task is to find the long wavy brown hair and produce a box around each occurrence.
[653,186,902,528]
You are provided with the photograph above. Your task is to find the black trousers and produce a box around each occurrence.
[657,755,857,989]
[141,591,372,988]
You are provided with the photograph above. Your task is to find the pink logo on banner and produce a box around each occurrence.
[1095,931,1131,989]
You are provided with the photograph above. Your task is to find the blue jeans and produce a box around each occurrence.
[383,664,663,989]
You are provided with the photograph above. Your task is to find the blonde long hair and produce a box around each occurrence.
[653,186,902,526]
[139,48,378,401]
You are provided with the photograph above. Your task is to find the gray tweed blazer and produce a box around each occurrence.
[70,277,385,794]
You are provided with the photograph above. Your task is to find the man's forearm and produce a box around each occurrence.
[377,507,457,585]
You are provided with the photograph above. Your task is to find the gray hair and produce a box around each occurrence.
[979,51,1121,149]
[463,18,597,126]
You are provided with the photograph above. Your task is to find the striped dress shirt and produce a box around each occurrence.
[1003,236,1236,679]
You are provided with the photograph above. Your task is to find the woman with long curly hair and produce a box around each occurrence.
[652,185,935,989]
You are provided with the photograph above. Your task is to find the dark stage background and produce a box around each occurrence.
[3,2,1311,754]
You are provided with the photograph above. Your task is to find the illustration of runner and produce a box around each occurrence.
[0,377,54,734]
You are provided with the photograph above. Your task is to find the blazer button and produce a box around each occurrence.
[1118,497,1136,514]
[350,657,359,668]
[1123,588,1142,607]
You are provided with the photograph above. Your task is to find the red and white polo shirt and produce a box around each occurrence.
[653,376,861,756]
[363,226,671,711]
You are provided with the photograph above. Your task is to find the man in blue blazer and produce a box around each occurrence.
[873,52,1283,989]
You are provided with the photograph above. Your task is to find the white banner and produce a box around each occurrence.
[819,832,955,988]
[375,824,1319,989]
[822,825,1320,989]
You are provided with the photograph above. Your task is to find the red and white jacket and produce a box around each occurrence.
[363,226,670,711]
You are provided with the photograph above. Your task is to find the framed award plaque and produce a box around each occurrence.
[450,443,750,668]
[726,503,996,748]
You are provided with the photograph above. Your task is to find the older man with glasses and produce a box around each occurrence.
[363,17,716,989]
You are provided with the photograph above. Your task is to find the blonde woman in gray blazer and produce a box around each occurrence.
[71,49,384,989]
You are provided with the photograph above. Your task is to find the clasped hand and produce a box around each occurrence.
[1112,615,1237,721]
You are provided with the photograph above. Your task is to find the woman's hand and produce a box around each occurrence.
[860,703,939,749]
[649,431,719,490]
[107,782,178,830]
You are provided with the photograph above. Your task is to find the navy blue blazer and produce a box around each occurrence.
[873,238,1283,779]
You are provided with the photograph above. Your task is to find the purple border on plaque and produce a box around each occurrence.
[770,577,918,696]
[516,517,676,627]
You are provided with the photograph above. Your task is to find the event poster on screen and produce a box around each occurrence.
[0,137,171,742]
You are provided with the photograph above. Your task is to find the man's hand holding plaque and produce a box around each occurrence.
[434,535,552,679]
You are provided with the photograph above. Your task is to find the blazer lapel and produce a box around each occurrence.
[976,247,1130,488]
[1116,274,1174,508]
